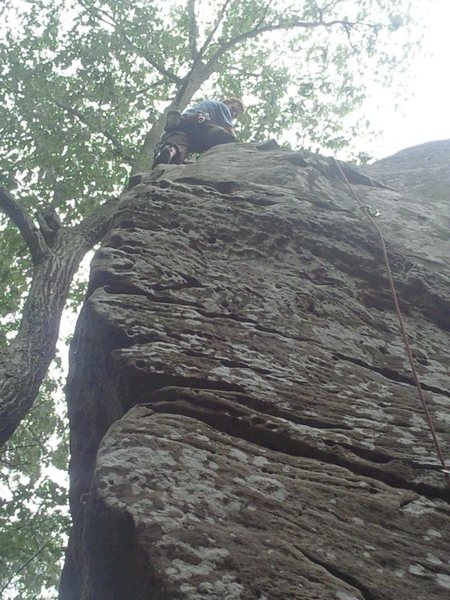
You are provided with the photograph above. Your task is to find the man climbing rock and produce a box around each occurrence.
[153,98,245,167]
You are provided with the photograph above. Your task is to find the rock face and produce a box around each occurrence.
[60,142,450,600]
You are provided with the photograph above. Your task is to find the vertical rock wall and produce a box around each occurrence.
[60,142,450,600]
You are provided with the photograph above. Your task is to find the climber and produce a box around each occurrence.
[152,98,245,167]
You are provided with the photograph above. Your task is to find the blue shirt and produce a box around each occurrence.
[182,100,233,129]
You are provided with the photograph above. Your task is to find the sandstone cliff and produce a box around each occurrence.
[60,141,450,600]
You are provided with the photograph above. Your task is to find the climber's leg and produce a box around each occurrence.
[153,131,190,167]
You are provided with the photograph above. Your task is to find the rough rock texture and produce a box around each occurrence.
[60,141,450,600]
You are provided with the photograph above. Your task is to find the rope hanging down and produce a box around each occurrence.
[332,158,449,487]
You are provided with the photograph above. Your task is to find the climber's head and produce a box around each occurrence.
[223,97,245,120]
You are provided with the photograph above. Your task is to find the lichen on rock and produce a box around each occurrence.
[60,142,450,600]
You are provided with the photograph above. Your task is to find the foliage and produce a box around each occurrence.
[1,0,420,217]
[0,0,425,596]
[0,371,69,599]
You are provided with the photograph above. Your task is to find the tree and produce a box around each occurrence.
[0,0,422,595]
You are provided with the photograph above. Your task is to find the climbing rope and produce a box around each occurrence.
[332,158,449,487]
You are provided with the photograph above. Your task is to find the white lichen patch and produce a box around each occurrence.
[195,433,211,443]
[186,574,243,598]
[229,448,249,462]
[358,437,376,451]
[409,412,427,430]
[436,574,450,590]
[233,474,287,501]
[426,554,443,566]
[211,365,232,378]
[396,430,428,454]
[354,381,393,404]
[97,428,254,536]
[431,391,450,407]
[170,555,220,578]
[253,456,270,467]
[99,471,124,487]
[289,421,339,440]
[304,409,319,416]
[102,447,177,470]
[408,564,426,576]
[401,497,437,516]
[435,409,450,426]
[128,473,151,495]
[180,447,218,473]
[336,590,361,600]
[162,545,243,597]
[102,496,128,510]
[424,528,442,540]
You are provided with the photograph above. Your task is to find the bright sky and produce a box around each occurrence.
[368,0,450,158]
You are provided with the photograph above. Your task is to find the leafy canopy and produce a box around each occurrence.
[1,0,419,221]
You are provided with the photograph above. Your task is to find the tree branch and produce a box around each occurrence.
[198,0,233,58]
[52,99,135,165]
[117,28,183,85]
[207,17,377,66]
[342,20,358,50]
[186,0,199,59]
[0,544,48,595]
[257,0,275,27]
[0,192,121,448]
[135,78,168,95]
[0,188,48,264]
[78,0,182,85]
[312,0,324,22]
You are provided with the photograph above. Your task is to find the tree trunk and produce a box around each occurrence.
[0,234,88,445]
[132,64,217,174]
[0,197,118,447]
